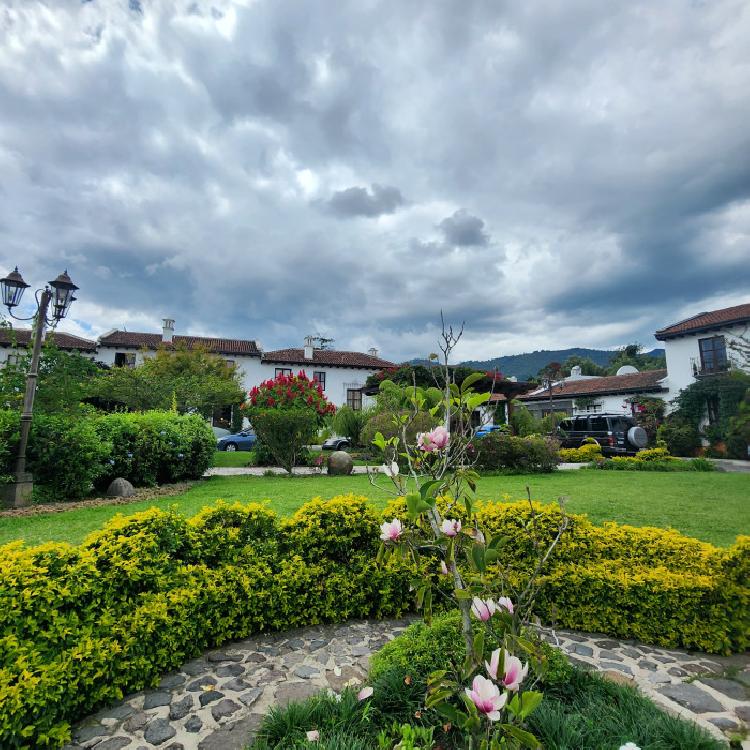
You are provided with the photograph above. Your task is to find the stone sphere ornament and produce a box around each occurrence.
[106,477,135,498]
[327,450,354,475]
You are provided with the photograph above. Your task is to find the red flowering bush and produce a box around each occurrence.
[244,371,335,424]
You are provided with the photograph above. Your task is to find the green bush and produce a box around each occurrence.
[726,389,750,460]
[0,410,110,500]
[474,432,559,472]
[0,496,414,748]
[595,457,715,471]
[94,411,215,487]
[361,410,438,457]
[331,405,372,447]
[558,443,602,463]
[657,418,701,457]
[249,409,317,473]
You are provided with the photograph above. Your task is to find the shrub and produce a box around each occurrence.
[331,405,372,447]
[94,411,215,487]
[243,371,335,423]
[726,389,750,460]
[657,418,701,457]
[0,497,415,748]
[0,409,20,484]
[249,409,317,473]
[596,457,715,471]
[558,443,602,462]
[360,410,438,458]
[474,432,559,472]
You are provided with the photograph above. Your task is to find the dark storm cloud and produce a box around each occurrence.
[439,209,489,246]
[325,184,405,218]
[0,0,748,362]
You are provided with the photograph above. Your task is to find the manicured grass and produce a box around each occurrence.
[212,449,256,467]
[1,471,747,548]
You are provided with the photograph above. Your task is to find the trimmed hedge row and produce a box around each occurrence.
[1,495,747,747]
[0,496,413,748]
[0,410,215,500]
[384,497,749,655]
[474,433,559,473]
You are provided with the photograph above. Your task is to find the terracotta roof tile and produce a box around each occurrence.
[262,348,394,369]
[0,328,97,352]
[520,369,667,400]
[98,331,260,356]
[655,303,750,339]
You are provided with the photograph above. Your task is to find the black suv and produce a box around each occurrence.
[557,414,648,456]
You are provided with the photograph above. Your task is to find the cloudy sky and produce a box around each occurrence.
[1,0,749,363]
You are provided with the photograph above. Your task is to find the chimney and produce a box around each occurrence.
[304,335,314,360]
[162,318,175,343]
[368,347,379,358]
[570,365,582,379]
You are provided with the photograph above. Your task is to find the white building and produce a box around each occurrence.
[96,321,394,425]
[0,328,97,365]
[655,303,750,408]
[519,365,669,419]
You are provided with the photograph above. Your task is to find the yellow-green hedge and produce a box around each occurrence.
[558,443,603,462]
[384,497,749,655]
[0,495,413,749]
[1,494,747,749]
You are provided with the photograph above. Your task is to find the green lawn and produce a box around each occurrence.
[1,471,747,548]
[212,449,256,467]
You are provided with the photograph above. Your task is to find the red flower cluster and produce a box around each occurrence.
[245,370,335,418]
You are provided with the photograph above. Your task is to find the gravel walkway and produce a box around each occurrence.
[66,620,749,750]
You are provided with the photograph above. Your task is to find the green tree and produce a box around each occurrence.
[560,356,606,377]
[606,343,666,375]
[90,343,245,417]
[331,405,373,447]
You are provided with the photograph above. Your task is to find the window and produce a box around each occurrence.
[313,371,326,390]
[347,388,363,411]
[574,417,589,431]
[114,352,136,368]
[707,396,720,425]
[5,353,20,366]
[275,367,292,377]
[589,416,608,431]
[699,336,728,374]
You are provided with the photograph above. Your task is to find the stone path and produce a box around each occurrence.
[66,620,749,750]
[204,463,587,476]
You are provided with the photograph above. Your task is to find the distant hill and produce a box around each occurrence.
[419,347,665,381]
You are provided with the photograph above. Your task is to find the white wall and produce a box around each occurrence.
[662,324,748,408]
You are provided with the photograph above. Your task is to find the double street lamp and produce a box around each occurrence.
[0,267,79,507]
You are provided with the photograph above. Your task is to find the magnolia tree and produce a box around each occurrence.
[370,320,568,750]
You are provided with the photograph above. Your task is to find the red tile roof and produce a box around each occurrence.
[0,328,97,352]
[655,303,750,340]
[98,331,260,356]
[262,348,394,369]
[520,369,667,400]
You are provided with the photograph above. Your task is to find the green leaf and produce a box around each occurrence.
[454,587,472,600]
[473,629,485,665]
[434,702,463,725]
[466,392,491,411]
[471,544,486,573]
[502,724,542,748]
[519,691,543,719]
[460,371,485,393]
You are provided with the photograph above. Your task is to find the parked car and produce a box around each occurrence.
[217,429,257,452]
[322,436,351,451]
[475,425,504,438]
[556,414,648,456]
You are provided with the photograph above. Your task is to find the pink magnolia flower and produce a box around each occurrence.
[417,425,450,452]
[496,596,514,614]
[465,675,507,721]
[440,560,450,575]
[441,518,461,537]
[379,518,402,542]
[485,649,528,691]
[357,685,373,701]
[471,597,497,621]
[306,729,320,742]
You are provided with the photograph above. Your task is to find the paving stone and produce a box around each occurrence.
[207,651,243,663]
[293,665,320,679]
[667,667,688,677]
[169,694,193,721]
[185,716,203,732]
[309,639,327,650]
[97,704,135,722]
[621,647,642,659]
[594,639,620,649]
[326,665,365,692]
[275,681,320,706]
[709,717,739,731]
[143,718,176,746]
[158,674,185,690]
[187,677,217,692]
[638,660,658,671]
[197,714,264,750]
[95,740,131,750]
[142,691,171,709]
[221,677,251,692]
[734,705,750,722]
[567,655,595,671]
[239,687,264,707]
[182,659,210,676]
[602,669,633,686]
[199,690,224,706]
[73,725,110,743]
[600,661,633,675]
[216,663,245,678]
[164,745,185,750]
[657,683,724,713]
[245,653,266,664]
[652,654,675,664]
[646,672,671,684]
[211,698,241,721]
[123,711,147,733]
[571,644,593,657]
[287,638,306,650]
[599,650,623,662]
[698,678,748,701]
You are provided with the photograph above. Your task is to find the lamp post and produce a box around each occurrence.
[0,268,79,507]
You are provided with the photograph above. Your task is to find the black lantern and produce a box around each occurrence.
[48,270,79,321]
[0,267,30,309]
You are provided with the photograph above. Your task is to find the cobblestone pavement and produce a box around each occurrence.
[67,620,749,750]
